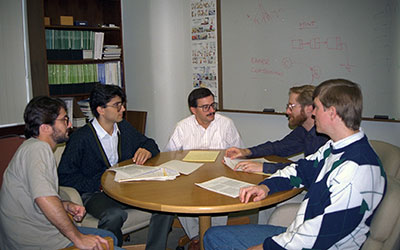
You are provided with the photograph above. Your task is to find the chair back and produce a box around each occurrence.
[0,135,25,188]
[125,110,147,134]
[361,140,400,250]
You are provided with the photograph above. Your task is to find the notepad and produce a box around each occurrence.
[182,150,220,162]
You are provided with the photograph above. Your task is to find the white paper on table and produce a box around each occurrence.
[195,176,254,198]
[158,160,203,175]
[108,164,180,182]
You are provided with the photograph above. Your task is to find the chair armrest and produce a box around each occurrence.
[58,236,114,250]
[59,186,83,206]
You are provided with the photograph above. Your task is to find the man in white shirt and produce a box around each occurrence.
[165,87,244,249]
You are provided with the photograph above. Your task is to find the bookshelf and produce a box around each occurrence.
[26,0,124,100]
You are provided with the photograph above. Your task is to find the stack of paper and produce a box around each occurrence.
[108,164,180,182]
[223,156,273,174]
[195,176,254,198]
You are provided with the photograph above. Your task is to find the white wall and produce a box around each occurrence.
[122,0,400,150]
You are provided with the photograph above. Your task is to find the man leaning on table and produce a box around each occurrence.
[165,87,244,250]
[204,79,387,250]
[0,96,120,249]
[225,84,329,224]
[58,84,174,249]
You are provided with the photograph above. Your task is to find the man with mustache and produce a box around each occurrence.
[165,87,244,250]
[225,85,329,224]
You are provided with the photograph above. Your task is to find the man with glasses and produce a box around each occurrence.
[58,84,173,249]
[165,87,244,249]
[0,96,122,249]
[225,85,329,224]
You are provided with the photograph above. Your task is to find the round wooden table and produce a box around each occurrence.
[101,150,302,250]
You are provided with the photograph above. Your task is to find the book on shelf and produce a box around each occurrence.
[45,30,94,50]
[94,32,104,60]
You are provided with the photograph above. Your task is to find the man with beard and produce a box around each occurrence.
[225,85,328,174]
[165,87,244,250]
[225,85,329,224]
[58,84,173,249]
[0,96,121,249]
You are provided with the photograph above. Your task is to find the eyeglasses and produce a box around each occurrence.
[104,101,125,112]
[286,103,299,111]
[56,116,70,125]
[197,102,217,112]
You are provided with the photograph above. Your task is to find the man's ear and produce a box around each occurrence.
[304,104,314,114]
[39,123,52,135]
[328,106,337,120]
[97,106,105,116]
[189,106,196,115]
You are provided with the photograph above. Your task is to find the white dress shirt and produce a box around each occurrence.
[92,118,120,166]
[164,113,244,151]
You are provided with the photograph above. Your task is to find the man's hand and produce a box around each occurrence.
[239,185,269,203]
[234,161,263,173]
[247,243,263,250]
[73,234,110,250]
[63,201,86,222]
[225,147,251,159]
[132,148,152,165]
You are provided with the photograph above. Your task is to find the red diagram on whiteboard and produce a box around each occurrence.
[246,0,283,24]
[291,37,355,72]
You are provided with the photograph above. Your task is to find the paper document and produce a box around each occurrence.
[224,156,273,175]
[195,176,254,198]
[108,164,180,182]
[182,150,220,162]
[158,160,203,175]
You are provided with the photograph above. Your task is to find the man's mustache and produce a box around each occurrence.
[206,112,216,117]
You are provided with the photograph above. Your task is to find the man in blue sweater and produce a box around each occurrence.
[204,79,386,250]
[58,84,173,248]
[225,84,329,174]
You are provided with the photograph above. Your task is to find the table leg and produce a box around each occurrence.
[199,215,211,250]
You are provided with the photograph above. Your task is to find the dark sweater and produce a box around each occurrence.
[58,119,160,194]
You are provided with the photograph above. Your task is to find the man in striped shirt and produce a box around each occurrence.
[165,87,244,249]
[204,79,386,250]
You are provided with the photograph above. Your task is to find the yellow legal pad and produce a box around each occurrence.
[182,151,220,162]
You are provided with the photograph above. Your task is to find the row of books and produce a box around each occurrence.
[45,29,95,50]
[47,61,122,87]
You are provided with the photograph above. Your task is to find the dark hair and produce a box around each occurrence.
[313,79,363,130]
[90,84,126,118]
[24,96,67,139]
[188,88,214,108]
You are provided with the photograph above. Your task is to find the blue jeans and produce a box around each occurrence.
[203,224,286,250]
[66,226,124,250]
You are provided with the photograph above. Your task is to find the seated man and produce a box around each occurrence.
[0,96,120,249]
[165,87,244,249]
[204,79,386,250]
[58,84,173,249]
[225,85,329,174]
[225,85,329,224]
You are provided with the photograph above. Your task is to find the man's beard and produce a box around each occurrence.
[288,108,307,128]
[51,126,69,144]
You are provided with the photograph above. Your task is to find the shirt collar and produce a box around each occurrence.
[331,128,364,150]
[92,118,119,139]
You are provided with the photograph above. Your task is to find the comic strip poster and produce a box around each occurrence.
[191,0,218,100]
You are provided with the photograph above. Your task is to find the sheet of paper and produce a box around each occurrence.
[182,150,220,162]
[195,176,254,198]
[158,160,203,175]
[223,156,273,175]
[108,164,180,182]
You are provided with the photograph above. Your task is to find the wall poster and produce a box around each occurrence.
[191,0,219,101]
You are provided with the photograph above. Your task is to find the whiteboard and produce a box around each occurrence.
[220,0,399,119]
